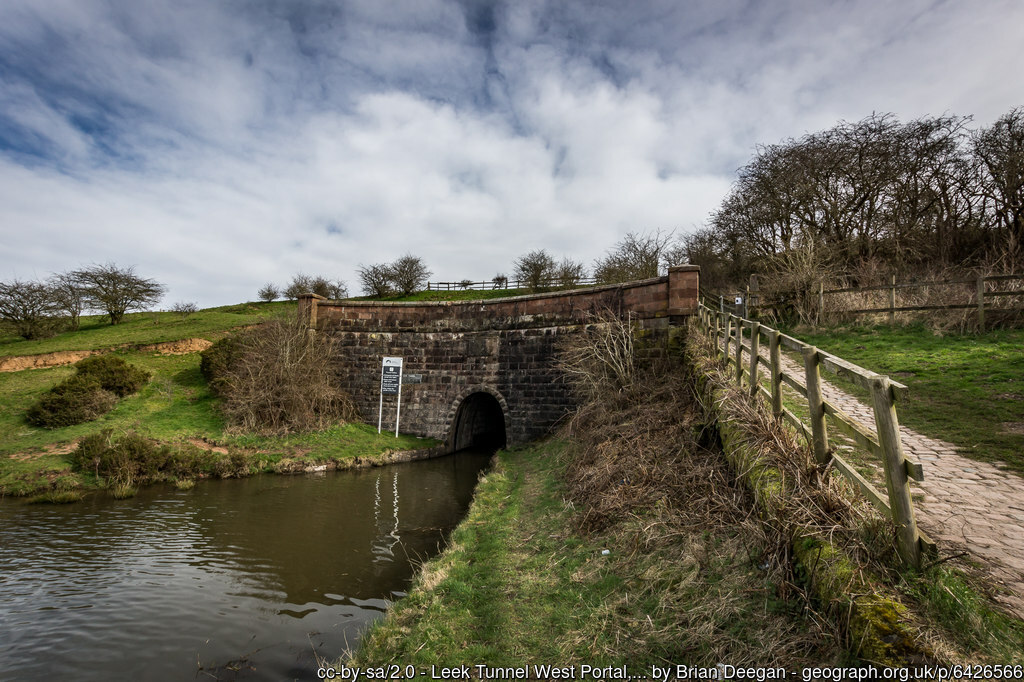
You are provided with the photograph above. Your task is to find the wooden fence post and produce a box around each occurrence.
[748,322,761,396]
[722,314,732,362]
[889,274,896,325]
[734,316,744,384]
[802,345,830,465]
[817,282,824,326]
[768,330,782,418]
[977,274,986,332]
[870,376,922,567]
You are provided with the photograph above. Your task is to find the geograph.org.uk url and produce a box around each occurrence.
[318,664,1024,681]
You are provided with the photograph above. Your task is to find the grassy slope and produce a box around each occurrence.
[0,301,435,497]
[787,324,1024,474]
[0,301,293,357]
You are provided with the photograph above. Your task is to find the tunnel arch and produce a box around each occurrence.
[444,385,510,453]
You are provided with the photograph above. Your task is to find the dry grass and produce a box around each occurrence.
[556,324,845,664]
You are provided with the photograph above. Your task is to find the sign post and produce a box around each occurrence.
[378,357,403,437]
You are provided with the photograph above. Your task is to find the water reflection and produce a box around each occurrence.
[0,449,492,681]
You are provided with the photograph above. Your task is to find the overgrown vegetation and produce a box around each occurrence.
[199,314,359,434]
[26,355,150,428]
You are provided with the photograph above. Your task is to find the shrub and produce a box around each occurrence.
[199,336,244,397]
[513,249,557,292]
[170,301,198,320]
[208,315,360,434]
[258,283,279,302]
[26,375,118,428]
[74,355,151,397]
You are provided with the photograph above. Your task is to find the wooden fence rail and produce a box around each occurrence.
[696,301,935,566]
[427,276,600,291]
[817,273,1023,329]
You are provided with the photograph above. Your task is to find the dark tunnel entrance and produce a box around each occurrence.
[450,392,507,452]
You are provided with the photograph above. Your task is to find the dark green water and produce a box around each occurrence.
[0,449,493,680]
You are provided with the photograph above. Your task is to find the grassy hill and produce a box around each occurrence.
[0,300,434,499]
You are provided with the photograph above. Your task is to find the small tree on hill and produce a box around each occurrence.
[389,254,432,295]
[0,279,60,339]
[73,263,165,325]
[357,263,394,298]
[49,271,87,331]
[593,230,674,284]
[555,257,587,288]
[283,274,347,299]
[258,283,279,302]
[513,249,557,291]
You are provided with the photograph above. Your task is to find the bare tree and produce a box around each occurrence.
[48,271,88,330]
[0,279,60,339]
[555,257,587,288]
[974,107,1024,246]
[257,283,279,302]
[170,301,198,320]
[72,264,165,325]
[389,254,432,295]
[593,230,674,284]
[283,274,347,299]
[513,249,556,291]
[357,263,394,298]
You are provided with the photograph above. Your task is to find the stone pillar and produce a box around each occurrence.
[297,293,326,328]
[667,265,700,316]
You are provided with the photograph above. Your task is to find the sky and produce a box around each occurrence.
[1,0,1022,308]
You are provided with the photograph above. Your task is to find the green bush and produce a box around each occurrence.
[26,355,150,428]
[26,375,117,427]
[71,430,252,487]
[199,336,243,396]
[74,355,151,396]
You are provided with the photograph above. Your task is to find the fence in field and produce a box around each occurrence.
[427,276,600,291]
[695,300,936,567]
[815,273,1024,330]
[713,272,1024,330]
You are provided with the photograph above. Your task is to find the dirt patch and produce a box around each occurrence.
[186,437,230,454]
[1,338,214,372]
[1001,422,1024,435]
[8,441,78,462]
[0,350,100,372]
[136,338,213,355]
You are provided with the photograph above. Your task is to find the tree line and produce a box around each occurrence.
[682,107,1024,291]
[0,264,165,340]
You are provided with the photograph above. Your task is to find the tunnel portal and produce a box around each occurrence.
[449,391,507,452]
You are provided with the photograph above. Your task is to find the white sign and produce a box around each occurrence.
[378,357,404,437]
[734,296,743,305]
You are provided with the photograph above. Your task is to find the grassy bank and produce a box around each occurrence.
[786,324,1024,474]
[354,441,843,668]
[0,301,292,358]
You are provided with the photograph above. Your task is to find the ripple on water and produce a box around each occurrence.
[0,449,493,680]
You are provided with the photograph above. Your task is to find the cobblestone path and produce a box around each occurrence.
[743,342,1024,617]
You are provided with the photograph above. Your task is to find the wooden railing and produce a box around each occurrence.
[817,273,1024,330]
[695,301,935,566]
[427,276,600,291]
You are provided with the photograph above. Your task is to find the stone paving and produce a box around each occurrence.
[738,340,1024,618]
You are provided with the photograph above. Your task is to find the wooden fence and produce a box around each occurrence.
[695,301,935,566]
[816,273,1024,330]
[427,276,600,291]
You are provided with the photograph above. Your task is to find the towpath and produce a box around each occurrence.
[747,343,1024,618]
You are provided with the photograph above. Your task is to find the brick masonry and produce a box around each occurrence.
[300,266,699,451]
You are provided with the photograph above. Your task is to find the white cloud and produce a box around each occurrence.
[1,0,1022,306]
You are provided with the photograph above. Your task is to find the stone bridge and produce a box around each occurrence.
[299,266,699,453]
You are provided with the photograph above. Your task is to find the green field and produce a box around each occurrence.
[786,324,1024,475]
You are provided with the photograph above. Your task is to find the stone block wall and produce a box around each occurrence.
[300,267,699,449]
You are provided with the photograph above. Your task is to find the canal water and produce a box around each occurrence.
[0,449,493,680]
